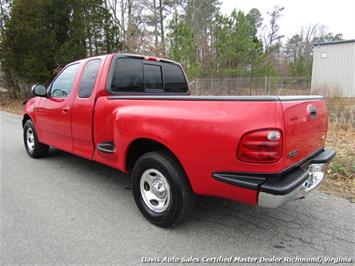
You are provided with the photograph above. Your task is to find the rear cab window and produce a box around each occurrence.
[111,57,144,92]
[108,56,188,94]
[163,63,188,93]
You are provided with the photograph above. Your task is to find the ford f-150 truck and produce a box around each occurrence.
[23,53,335,227]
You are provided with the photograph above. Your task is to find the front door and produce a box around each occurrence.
[36,63,81,152]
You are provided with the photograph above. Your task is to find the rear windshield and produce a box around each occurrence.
[144,64,163,92]
[110,57,188,93]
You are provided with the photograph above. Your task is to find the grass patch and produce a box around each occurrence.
[0,92,24,115]
[322,128,355,198]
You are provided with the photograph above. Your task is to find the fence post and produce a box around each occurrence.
[264,76,267,95]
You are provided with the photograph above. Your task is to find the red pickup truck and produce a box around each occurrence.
[23,53,335,227]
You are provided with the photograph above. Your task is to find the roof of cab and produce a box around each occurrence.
[71,53,181,67]
[115,53,180,65]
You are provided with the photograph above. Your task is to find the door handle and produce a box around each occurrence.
[62,106,70,113]
[308,105,317,120]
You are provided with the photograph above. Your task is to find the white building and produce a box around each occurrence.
[311,39,355,97]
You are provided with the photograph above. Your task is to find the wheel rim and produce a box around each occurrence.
[26,127,35,151]
[140,169,171,213]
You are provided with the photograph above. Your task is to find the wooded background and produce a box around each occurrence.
[0,0,343,97]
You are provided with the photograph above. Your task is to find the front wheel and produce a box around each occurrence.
[23,119,49,158]
[132,151,195,227]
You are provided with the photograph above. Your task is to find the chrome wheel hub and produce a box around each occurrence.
[26,128,35,151]
[140,169,171,213]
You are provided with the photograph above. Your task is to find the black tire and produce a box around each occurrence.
[23,119,49,158]
[132,151,195,228]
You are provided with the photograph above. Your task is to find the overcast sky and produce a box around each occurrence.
[221,0,355,40]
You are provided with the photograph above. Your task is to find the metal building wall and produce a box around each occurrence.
[311,41,355,97]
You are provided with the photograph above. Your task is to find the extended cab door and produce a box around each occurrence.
[71,58,103,159]
[36,63,81,152]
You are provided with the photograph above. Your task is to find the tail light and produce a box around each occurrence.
[237,129,283,163]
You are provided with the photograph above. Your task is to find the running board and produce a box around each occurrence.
[97,142,115,154]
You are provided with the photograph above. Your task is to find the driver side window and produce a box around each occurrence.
[50,63,80,98]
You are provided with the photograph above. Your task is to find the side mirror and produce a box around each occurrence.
[31,84,47,97]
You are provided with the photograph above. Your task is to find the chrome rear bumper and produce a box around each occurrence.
[258,163,327,208]
[258,149,335,208]
[212,148,336,208]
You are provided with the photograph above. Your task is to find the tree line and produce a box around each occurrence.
[0,0,343,97]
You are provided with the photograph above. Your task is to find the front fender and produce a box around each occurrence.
[23,97,43,139]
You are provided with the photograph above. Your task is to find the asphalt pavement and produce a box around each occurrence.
[1,111,354,265]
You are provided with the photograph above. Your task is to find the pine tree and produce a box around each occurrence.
[1,0,119,96]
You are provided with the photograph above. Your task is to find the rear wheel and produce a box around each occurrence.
[132,151,195,227]
[23,119,49,158]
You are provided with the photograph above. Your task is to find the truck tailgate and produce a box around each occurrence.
[281,97,328,169]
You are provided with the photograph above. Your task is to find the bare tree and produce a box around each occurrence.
[105,0,147,53]
[264,5,284,53]
[185,0,219,66]
[284,23,343,76]
[0,0,10,37]
[143,0,178,56]
[158,0,165,54]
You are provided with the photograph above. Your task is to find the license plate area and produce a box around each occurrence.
[303,163,327,192]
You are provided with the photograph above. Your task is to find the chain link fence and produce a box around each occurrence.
[190,77,312,96]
